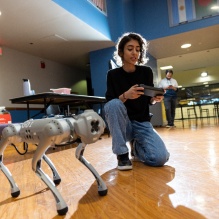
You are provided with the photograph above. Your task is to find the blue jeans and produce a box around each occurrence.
[104,99,170,167]
[163,96,177,125]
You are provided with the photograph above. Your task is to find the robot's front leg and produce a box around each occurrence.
[35,163,68,215]
[75,142,108,196]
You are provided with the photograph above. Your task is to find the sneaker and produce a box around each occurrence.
[166,125,171,128]
[117,153,132,170]
[117,159,133,170]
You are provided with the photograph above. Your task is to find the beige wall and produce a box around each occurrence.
[0,47,88,107]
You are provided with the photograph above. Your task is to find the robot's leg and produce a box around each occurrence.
[42,154,61,185]
[0,158,20,197]
[75,143,108,196]
[32,140,68,215]
[0,139,20,197]
[35,164,68,215]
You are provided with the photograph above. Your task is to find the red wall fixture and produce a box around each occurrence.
[40,61,45,69]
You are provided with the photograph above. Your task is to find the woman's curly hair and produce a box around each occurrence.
[113,32,149,66]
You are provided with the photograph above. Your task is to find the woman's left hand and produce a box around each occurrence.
[151,95,164,104]
[154,95,164,102]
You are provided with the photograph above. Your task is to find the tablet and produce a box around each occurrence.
[139,84,164,97]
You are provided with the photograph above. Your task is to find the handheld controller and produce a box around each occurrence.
[138,84,164,97]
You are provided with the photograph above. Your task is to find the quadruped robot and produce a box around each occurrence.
[0,109,107,215]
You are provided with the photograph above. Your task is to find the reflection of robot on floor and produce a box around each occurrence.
[0,109,107,215]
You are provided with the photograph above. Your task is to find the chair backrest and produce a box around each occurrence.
[46,105,61,117]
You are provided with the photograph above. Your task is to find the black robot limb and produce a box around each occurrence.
[0,109,107,215]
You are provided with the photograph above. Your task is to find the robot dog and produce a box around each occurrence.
[0,109,107,215]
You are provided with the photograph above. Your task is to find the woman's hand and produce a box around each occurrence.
[150,95,164,104]
[124,84,144,99]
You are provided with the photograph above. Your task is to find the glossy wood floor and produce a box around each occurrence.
[0,118,219,219]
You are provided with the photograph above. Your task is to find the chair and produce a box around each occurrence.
[213,103,219,118]
[187,107,197,119]
[199,105,210,119]
[213,107,218,117]
[45,105,61,117]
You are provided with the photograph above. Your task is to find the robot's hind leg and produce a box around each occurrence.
[0,159,20,197]
[42,154,61,185]
[0,137,20,198]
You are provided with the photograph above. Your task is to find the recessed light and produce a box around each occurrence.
[203,82,208,84]
[201,72,208,77]
[160,65,173,70]
[211,6,219,10]
[181,43,191,49]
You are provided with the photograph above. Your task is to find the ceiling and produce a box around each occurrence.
[0,0,219,87]
[0,0,115,72]
[148,24,219,87]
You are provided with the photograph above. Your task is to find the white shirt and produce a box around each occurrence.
[159,77,178,97]
[158,77,178,89]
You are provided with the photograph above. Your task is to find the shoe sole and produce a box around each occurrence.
[117,165,133,170]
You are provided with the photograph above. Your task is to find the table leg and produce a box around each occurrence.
[180,105,184,120]
[194,105,198,118]
[27,102,30,119]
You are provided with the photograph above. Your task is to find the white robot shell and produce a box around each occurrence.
[74,110,106,144]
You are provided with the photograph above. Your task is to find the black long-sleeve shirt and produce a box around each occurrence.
[105,65,154,122]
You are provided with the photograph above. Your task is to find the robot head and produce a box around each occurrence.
[74,110,105,144]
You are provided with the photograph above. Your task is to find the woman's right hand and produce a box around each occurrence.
[124,84,144,99]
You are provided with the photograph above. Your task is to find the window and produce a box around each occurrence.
[167,0,219,26]
[88,0,107,13]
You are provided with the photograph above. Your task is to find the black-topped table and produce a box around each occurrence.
[10,92,106,119]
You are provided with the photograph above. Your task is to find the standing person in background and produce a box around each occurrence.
[104,32,170,171]
[159,70,178,128]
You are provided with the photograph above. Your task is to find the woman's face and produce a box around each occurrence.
[121,39,140,66]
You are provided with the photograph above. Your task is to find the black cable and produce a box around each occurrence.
[10,143,28,155]
[54,138,81,147]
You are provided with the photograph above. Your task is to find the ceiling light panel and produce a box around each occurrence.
[181,43,191,49]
